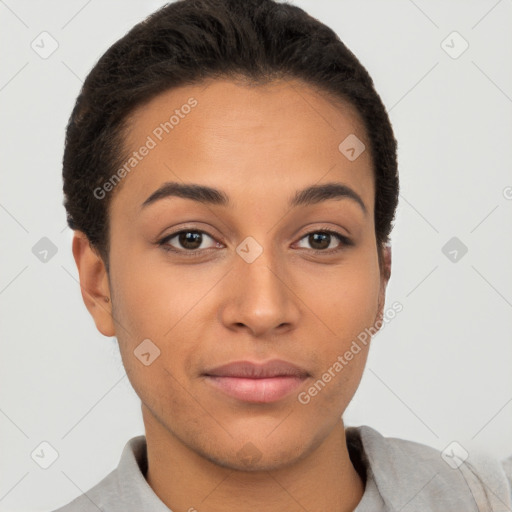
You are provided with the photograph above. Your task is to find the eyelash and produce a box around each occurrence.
[157,226,353,258]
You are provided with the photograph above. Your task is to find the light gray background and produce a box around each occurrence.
[1,0,511,510]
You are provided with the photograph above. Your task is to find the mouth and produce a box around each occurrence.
[202,359,310,403]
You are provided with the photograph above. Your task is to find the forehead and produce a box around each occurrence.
[111,78,374,216]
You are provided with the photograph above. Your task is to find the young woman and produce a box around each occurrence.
[56,0,511,510]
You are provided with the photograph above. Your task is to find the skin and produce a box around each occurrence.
[73,77,392,512]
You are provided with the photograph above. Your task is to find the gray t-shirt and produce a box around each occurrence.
[52,425,512,512]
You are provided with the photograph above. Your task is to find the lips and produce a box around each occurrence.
[204,359,310,379]
[203,360,309,403]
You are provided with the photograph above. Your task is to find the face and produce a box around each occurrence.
[76,78,391,471]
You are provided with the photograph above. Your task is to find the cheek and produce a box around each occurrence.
[305,257,380,339]
[296,345,369,429]
[109,244,203,338]
[299,252,379,399]
[108,247,216,387]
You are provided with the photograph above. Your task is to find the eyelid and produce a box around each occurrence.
[158,226,221,253]
[293,225,353,253]
[158,224,353,256]
[157,221,224,243]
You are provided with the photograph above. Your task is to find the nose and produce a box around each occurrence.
[218,245,301,338]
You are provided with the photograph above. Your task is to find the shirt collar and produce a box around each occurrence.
[113,435,171,511]
[105,426,501,512]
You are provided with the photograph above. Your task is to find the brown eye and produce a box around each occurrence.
[308,232,331,250]
[159,230,218,253]
[176,231,203,250]
[296,230,352,252]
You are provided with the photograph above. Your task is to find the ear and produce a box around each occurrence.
[375,244,392,327]
[72,230,115,337]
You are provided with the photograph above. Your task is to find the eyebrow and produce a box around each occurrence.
[141,181,367,215]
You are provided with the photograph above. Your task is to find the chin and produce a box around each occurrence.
[193,426,320,474]
[205,441,309,473]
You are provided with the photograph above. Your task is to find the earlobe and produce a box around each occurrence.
[375,244,392,328]
[72,231,115,337]
[382,244,392,283]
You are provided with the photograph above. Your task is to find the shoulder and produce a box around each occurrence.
[50,468,119,512]
[50,435,155,512]
[502,454,512,495]
[347,425,512,512]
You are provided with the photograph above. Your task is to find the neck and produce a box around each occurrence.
[144,412,364,512]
